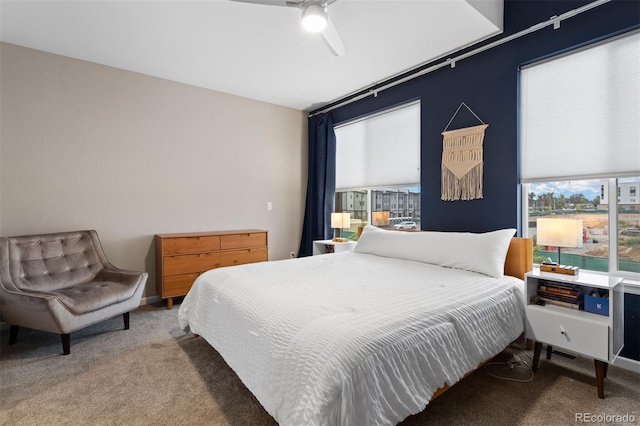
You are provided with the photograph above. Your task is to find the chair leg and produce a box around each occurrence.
[546,345,553,360]
[123,312,130,330]
[9,325,19,345]
[61,333,71,355]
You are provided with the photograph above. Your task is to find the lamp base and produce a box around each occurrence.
[331,237,349,243]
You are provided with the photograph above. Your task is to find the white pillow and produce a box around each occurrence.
[353,225,515,278]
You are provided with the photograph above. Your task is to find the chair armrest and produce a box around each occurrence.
[0,283,65,332]
[0,285,57,304]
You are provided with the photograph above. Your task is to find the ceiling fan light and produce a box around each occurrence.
[301,4,327,32]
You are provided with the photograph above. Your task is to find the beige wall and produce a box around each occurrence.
[0,42,308,300]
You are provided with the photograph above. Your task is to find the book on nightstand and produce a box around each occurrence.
[537,279,585,309]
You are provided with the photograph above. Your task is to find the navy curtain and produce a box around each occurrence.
[298,113,336,257]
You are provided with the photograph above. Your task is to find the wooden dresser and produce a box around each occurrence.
[155,229,268,309]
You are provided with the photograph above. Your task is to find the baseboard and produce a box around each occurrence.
[613,355,640,374]
[0,294,164,332]
[140,295,162,306]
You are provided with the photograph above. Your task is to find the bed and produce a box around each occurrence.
[178,226,532,425]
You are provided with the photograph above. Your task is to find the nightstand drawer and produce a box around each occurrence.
[525,306,609,360]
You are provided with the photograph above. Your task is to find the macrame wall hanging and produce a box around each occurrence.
[441,102,488,201]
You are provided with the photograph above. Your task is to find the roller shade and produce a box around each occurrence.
[335,102,420,190]
[520,30,640,182]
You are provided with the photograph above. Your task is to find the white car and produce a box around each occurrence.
[393,221,417,230]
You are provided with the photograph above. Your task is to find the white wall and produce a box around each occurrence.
[0,42,308,298]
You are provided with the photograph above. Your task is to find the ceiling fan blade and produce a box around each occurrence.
[228,0,293,7]
[321,16,347,56]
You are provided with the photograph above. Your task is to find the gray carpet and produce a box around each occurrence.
[1,303,639,426]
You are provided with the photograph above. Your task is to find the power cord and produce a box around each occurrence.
[483,346,534,382]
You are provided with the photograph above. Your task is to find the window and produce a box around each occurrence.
[334,102,421,238]
[520,30,640,277]
[526,179,639,274]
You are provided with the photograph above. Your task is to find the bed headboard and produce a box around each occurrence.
[504,237,533,280]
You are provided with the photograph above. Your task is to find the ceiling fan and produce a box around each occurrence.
[231,0,347,56]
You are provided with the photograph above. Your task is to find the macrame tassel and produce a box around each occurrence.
[441,162,483,200]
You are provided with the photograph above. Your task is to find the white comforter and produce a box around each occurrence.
[178,251,524,426]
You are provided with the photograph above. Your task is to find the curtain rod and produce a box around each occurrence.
[309,0,611,118]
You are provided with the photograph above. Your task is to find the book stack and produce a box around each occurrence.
[537,280,585,309]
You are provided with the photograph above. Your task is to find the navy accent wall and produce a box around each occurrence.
[325,0,640,234]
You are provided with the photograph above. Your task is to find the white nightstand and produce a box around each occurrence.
[524,269,624,398]
[312,239,357,256]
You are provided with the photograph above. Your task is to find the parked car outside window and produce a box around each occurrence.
[394,221,417,230]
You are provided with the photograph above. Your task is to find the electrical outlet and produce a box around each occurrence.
[290,252,296,259]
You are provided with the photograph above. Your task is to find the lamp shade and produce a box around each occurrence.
[537,218,583,248]
[331,212,351,229]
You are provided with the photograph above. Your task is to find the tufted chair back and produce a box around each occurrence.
[3,231,110,293]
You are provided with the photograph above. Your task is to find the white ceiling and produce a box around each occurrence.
[0,0,503,111]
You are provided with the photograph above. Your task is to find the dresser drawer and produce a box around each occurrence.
[221,248,268,267]
[525,306,609,360]
[220,232,267,250]
[164,252,221,276]
[163,273,200,297]
[163,235,221,255]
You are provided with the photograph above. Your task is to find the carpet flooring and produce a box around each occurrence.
[1,303,639,426]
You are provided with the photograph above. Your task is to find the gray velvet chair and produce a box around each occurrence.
[0,230,147,355]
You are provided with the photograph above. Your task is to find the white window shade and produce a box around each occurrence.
[520,30,640,183]
[335,102,420,190]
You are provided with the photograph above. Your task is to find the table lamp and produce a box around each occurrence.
[331,212,351,242]
[536,217,583,265]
